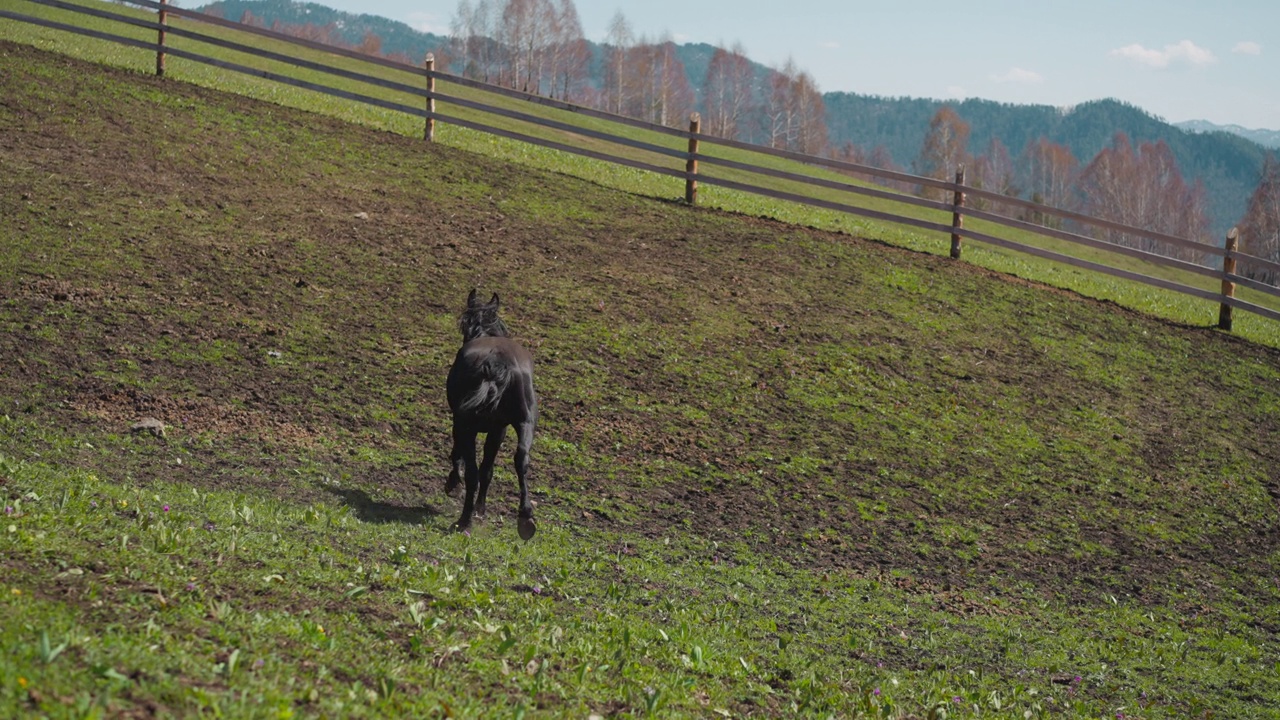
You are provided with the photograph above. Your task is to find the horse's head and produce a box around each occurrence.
[459,289,511,341]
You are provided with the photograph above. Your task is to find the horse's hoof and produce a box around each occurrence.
[453,521,472,535]
[517,516,536,541]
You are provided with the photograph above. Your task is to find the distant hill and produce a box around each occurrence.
[193,0,1269,237]
[1176,120,1280,150]
[196,0,449,60]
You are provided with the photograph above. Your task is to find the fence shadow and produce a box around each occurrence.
[325,487,443,525]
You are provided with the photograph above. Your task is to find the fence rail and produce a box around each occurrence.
[5,0,1280,329]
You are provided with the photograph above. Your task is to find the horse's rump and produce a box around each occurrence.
[447,337,535,421]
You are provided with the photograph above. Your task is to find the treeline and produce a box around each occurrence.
[825,94,1269,241]
[879,104,1280,273]
[199,0,1279,275]
[444,1,825,153]
[877,106,1212,260]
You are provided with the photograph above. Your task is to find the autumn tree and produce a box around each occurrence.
[357,30,383,57]
[914,106,970,200]
[971,137,1017,211]
[1076,133,1210,259]
[238,10,264,27]
[867,145,912,193]
[1238,154,1280,283]
[702,43,755,140]
[1020,137,1078,223]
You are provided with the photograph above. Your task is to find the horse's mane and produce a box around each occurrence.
[458,292,511,342]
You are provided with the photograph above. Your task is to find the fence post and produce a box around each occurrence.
[424,53,436,142]
[685,112,700,205]
[949,166,966,259]
[155,0,168,78]
[1219,227,1239,331]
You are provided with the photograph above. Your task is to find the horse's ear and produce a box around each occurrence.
[489,293,500,308]
[467,288,478,307]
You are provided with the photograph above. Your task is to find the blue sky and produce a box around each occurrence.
[307,0,1278,130]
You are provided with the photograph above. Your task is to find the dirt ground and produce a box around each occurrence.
[4,40,1280,616]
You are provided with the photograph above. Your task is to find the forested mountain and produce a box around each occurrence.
[1177,120,1280,150]
[825,94,1271,236]
[194,0,1270,237]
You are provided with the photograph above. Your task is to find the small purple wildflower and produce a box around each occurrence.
[186,583,196,592]
[253,659,265,670]
[90,501,98,509]
[163,505,170,512]
[3,507,12,515]
[532,585,543,595]
[872,688,881,697]
[953,696,962,704]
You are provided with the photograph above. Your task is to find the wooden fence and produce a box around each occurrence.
[5,0,1280,329]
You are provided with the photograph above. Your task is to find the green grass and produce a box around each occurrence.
[3,31,1280,720]
[2,0,1278,348]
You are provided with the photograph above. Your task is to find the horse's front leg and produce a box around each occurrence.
[475,427,506,519]
[453,427,479,533]
[514,420,536,540]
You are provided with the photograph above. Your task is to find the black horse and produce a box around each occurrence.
[445,290,537,539]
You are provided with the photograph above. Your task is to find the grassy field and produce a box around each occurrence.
[3,32,1280,720]
[2,0,1279,349]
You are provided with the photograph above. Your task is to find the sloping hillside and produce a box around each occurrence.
[4,40,1280,717]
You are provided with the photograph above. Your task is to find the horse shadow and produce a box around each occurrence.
[325,487,444,526]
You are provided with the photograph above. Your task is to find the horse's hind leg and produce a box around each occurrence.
[514,420,536,540]
[445,437,464,498]
[475,427,505,519]
[452,427,479,533]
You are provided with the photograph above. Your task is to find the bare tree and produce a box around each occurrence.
[761,59,826,154]
[450,0,497,81]
[702,42,754,140]
[498,0,557,93]
[1238,154,1280,283]
[626,35,693,126]
[1076,133,1210,259]
[603,11,634,115]
[547,0,589,101]
[972,137,1017,212]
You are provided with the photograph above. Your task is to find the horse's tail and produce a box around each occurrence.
[458,356,513,415]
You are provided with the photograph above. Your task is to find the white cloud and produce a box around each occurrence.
[820,41,840,50]
[944,85,967,99]
[1110,40,1216,69]
[991,67,1043,84]
[1233,41,1262,56]
[406,12,446,35]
